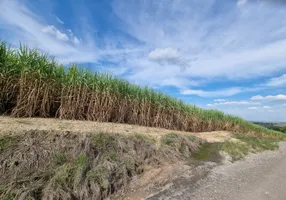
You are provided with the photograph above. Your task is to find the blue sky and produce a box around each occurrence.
[1,0,286,122]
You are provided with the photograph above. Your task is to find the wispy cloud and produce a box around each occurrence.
[263,106,271,109]
[220,106,286,122]
[207,101,260,107]
[214,99,227,102]
[42,25,69,41]
[181,86,262,97]
[67,29,81,45]
[56,17,64,24]
[251,94,286,101]
[237,0,248,8]
[112,0,286,87]
[248,106,258,110]
[265,74,286,87]
[181,87,242,97]
[148,48,180,64]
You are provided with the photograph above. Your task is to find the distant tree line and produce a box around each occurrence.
[270,126,286,133]
[252,122,286,133]
[279,126,286,133]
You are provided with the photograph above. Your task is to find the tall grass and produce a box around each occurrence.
[0,41,284,138]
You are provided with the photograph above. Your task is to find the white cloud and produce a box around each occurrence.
[56,17,64,24]
[218,100,286,121]
[67,29,81,45]
[265,74,286,87]
[181,87,242,97]
[248,106,258,110]
[207,101,260,107]
[73,37,80,45]
[237,0,248,8]
[251,94,286,101]
[219,106,286,122]
[251,95,263,100]
[214,99,227,102]
[222,101,260,105]
[181,86,262,97]
[125,61,200,88]
[42,25,69,41]
[148,48,180,63]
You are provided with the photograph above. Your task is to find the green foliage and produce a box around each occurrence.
[73,153,88,187]
[53,153,67,165]
[52,164,73,187]
[92,133,117,150]
[253,122,286,134]
[236,135,279,151]
[0,135,18,152]
[192,143,222,162]
[161,133,178,146]
[0,193,16,200]
[76,153,88,169]
[221,141,249,161]
[186,135,197,141]
[86,166,110,189]
[193,135,279,162]
[133,134,156,144]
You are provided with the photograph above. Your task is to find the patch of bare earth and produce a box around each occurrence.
[0,116,232,143]
[111,162,215,200]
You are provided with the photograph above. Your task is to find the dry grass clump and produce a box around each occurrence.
[0,130,202,200]
[0,41,284,138]
[160,133,202,159]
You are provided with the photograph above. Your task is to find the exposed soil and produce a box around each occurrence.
[0,116,233,143]
[111,162,212,200]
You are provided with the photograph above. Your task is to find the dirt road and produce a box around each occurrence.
[148,142,286,200]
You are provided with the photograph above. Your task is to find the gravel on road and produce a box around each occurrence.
[148,142,286,200]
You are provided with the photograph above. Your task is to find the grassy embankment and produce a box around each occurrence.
[0,130,202,200]
[0,130,280,199]
[0,41,285,138]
